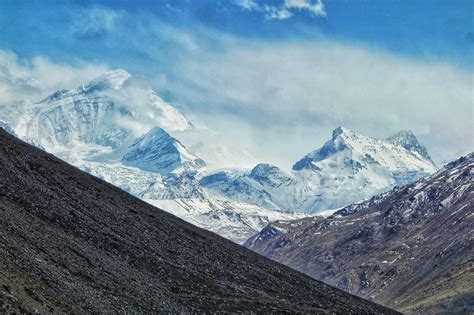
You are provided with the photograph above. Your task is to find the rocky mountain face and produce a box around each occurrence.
[246,153,474,314]
[201,127,437,213]
[0,129,398,313]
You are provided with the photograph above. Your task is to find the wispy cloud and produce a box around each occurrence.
[71,6,121,40]
[284,0,325,17]
[156,33,473,167]
[236,0,260,11]
[0,50,108,104]
[235,0,326,20]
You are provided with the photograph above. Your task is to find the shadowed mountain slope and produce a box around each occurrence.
[0,129,396,313]
[246,153,474,314]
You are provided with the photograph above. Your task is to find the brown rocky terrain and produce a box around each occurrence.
[246,153,474,314]
[0,128,397,313]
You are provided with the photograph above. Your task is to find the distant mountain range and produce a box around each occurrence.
[201,126,437,213]
[246,153,473,314]
[0,69,438,243]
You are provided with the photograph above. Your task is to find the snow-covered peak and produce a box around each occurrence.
[181,126,439,215]
[386,130,432,162]
[293,127,436,174]
[122,126,206,175]
[85,69,132,91]
[133,126,169,149]
[333,126,373,144]
[331,126,356,138]
[250,163,280,177]
[249,163,292,187]
[292,127,358,170]
[7,69,193,151]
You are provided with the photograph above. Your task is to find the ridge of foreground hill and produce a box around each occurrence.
[0,129,397,313]
[246,153,474,314]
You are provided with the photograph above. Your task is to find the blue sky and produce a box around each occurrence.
[2,0,473,68]
[0,0,474,68]
[0,0,473,167]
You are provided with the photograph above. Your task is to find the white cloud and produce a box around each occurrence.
[235,0,326,20]
[0,50,109,104]
[284,0,325,17]
[71,6,121,40]
[264,5,293,20]
[159,36,473,167]
[235,0,260,11]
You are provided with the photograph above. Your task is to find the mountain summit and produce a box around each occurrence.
[122,126,206,175]
[386,130,433,161]
[293,126,436,174]
[4,69,192,151]
[84,69,132,91]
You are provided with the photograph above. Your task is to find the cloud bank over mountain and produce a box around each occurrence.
[0,1,472,168]
[0,50,108,104]
[165,37,472,167]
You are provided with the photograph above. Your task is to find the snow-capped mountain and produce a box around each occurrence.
[4,69,192,152]
[293,127,435,178]
[0,69,304,243]
[201,127,437,214]
[122,126,206,175]
[0,69,439,243]
[201,168,270,208]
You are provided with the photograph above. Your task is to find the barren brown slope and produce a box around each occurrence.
[0,129,397,314]
[246,153,474,314]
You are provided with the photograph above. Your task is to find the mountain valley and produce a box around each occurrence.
[246,153,474,313]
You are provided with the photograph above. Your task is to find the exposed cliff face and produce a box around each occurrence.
[246,153,473,314]
[0,129,397,314]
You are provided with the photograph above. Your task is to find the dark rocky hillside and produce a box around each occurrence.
[0,129,396,314]
[246,153,474,314]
